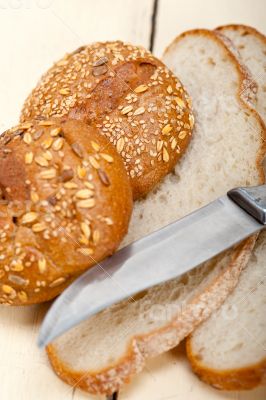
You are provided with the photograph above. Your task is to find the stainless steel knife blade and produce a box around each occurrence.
[38,186,266,348]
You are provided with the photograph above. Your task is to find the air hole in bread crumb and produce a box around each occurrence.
[159,194,168,203]
[0,187,8,204]
[0,187,6,200]
[231,342,244,351]
[207,57,216,66]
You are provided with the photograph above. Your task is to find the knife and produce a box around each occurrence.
[38,184,266,347]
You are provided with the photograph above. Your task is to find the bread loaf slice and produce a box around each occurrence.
[186,230,266,390]
[46,30,265,396]
[216,24,266,122]
[186,25,266,391]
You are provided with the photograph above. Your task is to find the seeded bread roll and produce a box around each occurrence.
[20,41,194,199]
[0,119,132,306]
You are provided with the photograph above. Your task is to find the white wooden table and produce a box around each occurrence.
[0,1,265,399]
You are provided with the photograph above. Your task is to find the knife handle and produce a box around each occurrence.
[228,184,266,225]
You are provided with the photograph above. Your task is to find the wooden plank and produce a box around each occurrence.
[0,2,154,400]
[154,0,266,56]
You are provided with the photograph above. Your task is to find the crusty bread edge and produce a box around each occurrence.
[186,336,266,390]
[46,29,266,395]
[185,25,266,392]
[164,28,266,182]
[47,237,257,395]
[216,23,266,47]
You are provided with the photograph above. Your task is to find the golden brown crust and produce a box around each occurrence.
[0,119,132,305]
[46,340,143,395]
[20,41,194,199]
[186,336,266,390]
[45,29,266,396]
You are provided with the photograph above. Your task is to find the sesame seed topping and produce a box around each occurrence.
[50,127,62,137]
[163,147,170,162]
[171,138,177,150]
[77,166,87,179]
[134,84,148,93]
[23,132,32,145]
[175,97,185,108]
[38,258,47,274]
[32,223,46,233]
[52,137,64,151]
[59,88,70,95]
[19,41,194,202]
[21,212,38,224]
[11,262,24,272]
[25,152,33,164]
[91,141,100,152]
[39,169,57,180]
[39,120,55,126]
[35,156,49,167]
[121,105,133,115]
[30,191,39,203]
[157,140,163,152]
[167,85,173,94]
[49,277,66,288]
[133,106,145,116]
[100,153,114,163]
[76,189,93,199]
[42,137,53,149]
[43,150,53,161]
[116,137,125,153]
[162,124,173,135]
[178,131,187,139]
[77,248,93,256]
[189,114,195,128]
[2,284,15,294]
[19,122,33,130]
[84,181,94,190]
[76,199,95,209]
[81,222,91,239]
[18,291,28,302]
[64,182,78,189]
[88,156,100,169]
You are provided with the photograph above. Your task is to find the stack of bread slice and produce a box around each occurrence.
[186,24,266,391]
[46,25,266,397]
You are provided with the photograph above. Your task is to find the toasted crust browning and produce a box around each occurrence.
[20,41,194,199]
[186,337,266,390]
[0,119,132,305]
